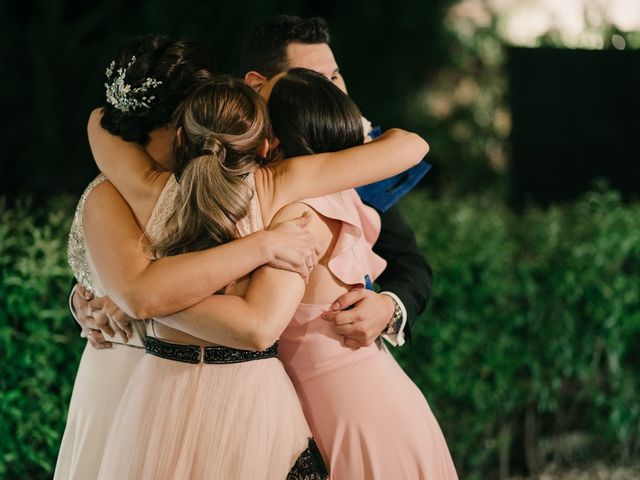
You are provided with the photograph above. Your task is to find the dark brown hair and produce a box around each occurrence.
[268,68,363,157]
[101,34,216,145]
[241,15,330,78]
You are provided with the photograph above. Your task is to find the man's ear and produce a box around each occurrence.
[244,71,267,91]
[257,138,270,159]
[176,126,183,146]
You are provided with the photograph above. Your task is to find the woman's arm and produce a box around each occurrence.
[87,108,169,225]
[83,182,315,319]
[88,108,427,226]
[155,203,331,350]
[260,128,429,218]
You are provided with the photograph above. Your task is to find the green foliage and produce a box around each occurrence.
[396,188,640,478]
[1,190,639,478]
[0,197,84,479]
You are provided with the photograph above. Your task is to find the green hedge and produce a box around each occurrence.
[1,189,639,478]
[396,188,640,477]
[0,196,84,478]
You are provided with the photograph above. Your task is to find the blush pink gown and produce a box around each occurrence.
[278,189,458,479]
[95,174,324,479]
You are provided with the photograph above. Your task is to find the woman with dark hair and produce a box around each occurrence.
[267,69,458,479]
[83,63,426,477]
[57,36,319,480]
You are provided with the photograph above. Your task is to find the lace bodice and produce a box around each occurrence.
[68,175,108,296]
[66,174,181,296]
[67,174,179,347]
[144,172,263,244]
[236,173,264,237]
[67,172,264,345]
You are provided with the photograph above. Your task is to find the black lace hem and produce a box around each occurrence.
[287,438,329,480]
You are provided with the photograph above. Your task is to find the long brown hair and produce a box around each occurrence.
[152,77,273,257]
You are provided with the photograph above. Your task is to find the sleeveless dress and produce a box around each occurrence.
[54,175,149,480]
[96,174,326,479]
[278,189,459,479]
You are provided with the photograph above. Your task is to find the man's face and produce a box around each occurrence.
[285,42,347,94]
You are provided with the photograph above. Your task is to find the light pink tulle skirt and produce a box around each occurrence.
[97,353,313,480]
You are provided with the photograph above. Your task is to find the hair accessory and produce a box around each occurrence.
[104,56,162,113]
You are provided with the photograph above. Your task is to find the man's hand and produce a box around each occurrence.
[321,286,395,349]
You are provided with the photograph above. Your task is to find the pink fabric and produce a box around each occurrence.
[278,190,458,479]
[97,356,312,480]
[96,174,314,479]
[302,189,386,287]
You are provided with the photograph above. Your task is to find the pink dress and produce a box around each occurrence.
[96,174,326,479]
[278,189,458,479]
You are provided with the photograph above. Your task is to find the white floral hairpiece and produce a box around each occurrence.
[104,56,162,113]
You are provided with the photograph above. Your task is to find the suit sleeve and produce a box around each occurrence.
[372,205,433,342]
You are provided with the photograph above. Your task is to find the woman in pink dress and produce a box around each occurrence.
[265,68,459,479]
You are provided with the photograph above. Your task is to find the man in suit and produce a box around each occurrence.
[241,15,432,348]
[72,15,432,349]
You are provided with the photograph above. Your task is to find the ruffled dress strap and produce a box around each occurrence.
[299,189,387,286]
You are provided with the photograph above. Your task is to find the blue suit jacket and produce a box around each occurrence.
[355,126,431,212]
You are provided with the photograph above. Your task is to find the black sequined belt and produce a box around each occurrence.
[144,336,278,364]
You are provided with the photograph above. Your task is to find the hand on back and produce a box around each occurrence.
[322,287,395,349]
[266,212,319,283]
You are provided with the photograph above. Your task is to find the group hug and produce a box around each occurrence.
[55,14,459,480]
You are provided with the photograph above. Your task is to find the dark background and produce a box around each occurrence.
[0,0,452,197]
[2,1,639,205]
[508,47,640,206]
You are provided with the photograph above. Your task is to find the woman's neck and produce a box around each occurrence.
[146,126,176,171]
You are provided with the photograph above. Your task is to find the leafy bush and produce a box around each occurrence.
[0,196,83,479]
[397,187,640,478]
[1,189,638,478]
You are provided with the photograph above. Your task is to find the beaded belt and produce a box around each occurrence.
[145,336,278,364]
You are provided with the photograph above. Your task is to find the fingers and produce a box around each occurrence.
[86,329,112,349]
[343,337,362,349]
[336,325,377,347]
[76,284,93,300]
[91,308,116,337]
[334,323,357,336]
[114,312,134,340]
[72,292,95,329]
[88,296,107,312]
[331,286,367,311]
[308,244,319,269]
[291,260,310,283]
[295,211,312,228]
[104,299,133,343]
[322,310,358,326]
[109,319,129,344]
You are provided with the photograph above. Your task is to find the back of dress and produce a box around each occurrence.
[57,173,172,480]
[67,174,182,348]
[277,188,387,383]
[143,173,264,343]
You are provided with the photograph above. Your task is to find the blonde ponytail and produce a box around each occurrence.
[151,77,272,257]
